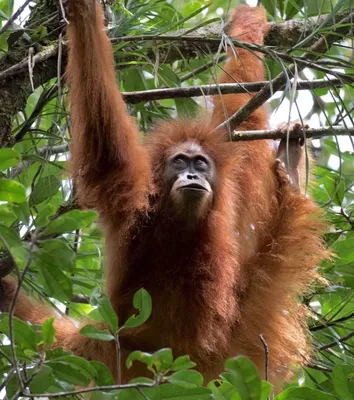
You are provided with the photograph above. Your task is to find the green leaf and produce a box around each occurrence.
[285,0,304,19]
[31,175,61,205]
[90,361,115,386]
[334,177,345,206]
[159,65,180,86]
[47,355,96,386]
[12,201,30,225]
[332,364,354,400]
[208,380,241,400]
[260,381,273,400]
[126,350,154,370]
[0,204,16,224]
[35,203,56,228]
[123,288,152,329]
[0,179,26,203]
[0,225,28,269]
[0,313,37,351]
[152,348,173,372]
[332,238,354,266]
[221,356,261,400]
[277,0,284,16]
[274,387,337,399]
[91,393,117,400]
[88,308,105,322]
[0,148,20,170]
[96,296,118,333]
[171,355,197,371]
[129,377,154,384]
[175,98,198,118]
[119,385,211,400]
[43,210,97,235]
[29,365,54,394]
[42,317,56,347]
[39,239,76,272]
[167,370,203,388]
[37,255,73,301]
[0,344,32,362]
[5,374,18,399]
[0,223,21,248]
[45,347,70,360]
[262,0,277,19]
[80,324,115,341]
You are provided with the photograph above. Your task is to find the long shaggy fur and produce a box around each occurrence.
[2,0,329,388]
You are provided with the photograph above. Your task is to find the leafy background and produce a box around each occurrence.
[0,0,354,398]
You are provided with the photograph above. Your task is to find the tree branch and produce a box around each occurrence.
[215,11,354,132]
[318,331,354,351]
[310,312,354,332]
[22,382,156,398]
[123,78,343,104]
[230,126,354,141]
[0,5,352,146]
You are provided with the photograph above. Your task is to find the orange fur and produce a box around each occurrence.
[2,0,329,389]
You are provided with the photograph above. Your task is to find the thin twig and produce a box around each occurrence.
[310,312,354,331]
[57,32,64,100]
[21,382,156,398]
[14,85,59,143]
[0,43,58,82]
[10,143,69,178]
[115,332,121,385]
[215,11,354,132]
[58,0,69,25]
[122,78,344,104]
[230,126,354,141]
[71,294,89,303]
[5,233,37,391]
[27,47,35,92]
[8,125,354,178]
[0,0,32,36]
[180,55,227,82]
[0,347,13,365]
[318,331,354,351]
[0,368,16,391]
[259,334,269,382]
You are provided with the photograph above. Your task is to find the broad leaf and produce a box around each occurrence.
[80,324,115,341]
[42,317,56,347]
[123,288,152,329]
[0,179,26,203]
[43,210,97,235]
[167,370,204,388]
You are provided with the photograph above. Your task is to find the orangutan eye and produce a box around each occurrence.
[194,157,209,170]
[173,155,187,167]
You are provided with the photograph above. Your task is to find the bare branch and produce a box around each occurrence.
[123,78,343,104]
[215,11,354,132]
[71,294,89,304]
[231,126,354,141]
[22,382,156,398]
[318,331,354,351]
[0,43,59,82]
[10,143,69,178]
[259,334,269,383]
[310,312,354,331]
